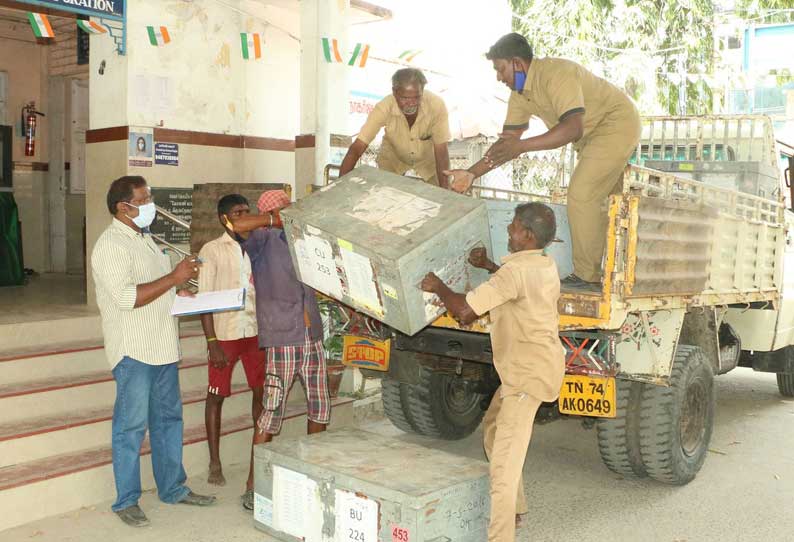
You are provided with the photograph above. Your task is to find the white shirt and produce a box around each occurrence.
[91,219,181,369]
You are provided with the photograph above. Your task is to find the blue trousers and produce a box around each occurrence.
[111,356,190,511]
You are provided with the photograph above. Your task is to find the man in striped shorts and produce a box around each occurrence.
[225,189,330,507]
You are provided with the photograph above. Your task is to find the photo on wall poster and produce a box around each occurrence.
[128,128,153,168]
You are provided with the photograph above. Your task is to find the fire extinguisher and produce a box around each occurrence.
[21,102,45,157]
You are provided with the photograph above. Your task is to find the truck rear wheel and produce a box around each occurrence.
[381,367,486,440]
[776,373,794,397]
[381,377,416,433]
[596,379,647,478]
[639,345,715,485]
[404,368,486,440]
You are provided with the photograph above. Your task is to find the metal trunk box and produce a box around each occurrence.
[644,160,779,200]
[280,166,492,335]
[253,429,490,542]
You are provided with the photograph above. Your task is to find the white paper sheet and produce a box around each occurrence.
[334,489,379,542]
[170,288,245,316]
[254,492,274,527]
[295,236,343,299]
[272,466,308,538]
[340,248,382,315]
[347,186,440,236]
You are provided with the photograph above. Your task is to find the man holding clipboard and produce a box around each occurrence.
[92,176,215,528]
[196,194,266,510]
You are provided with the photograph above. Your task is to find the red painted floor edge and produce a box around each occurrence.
[0,398,355,492]
[0,332,206,363]
[0,385,252,442]
[0,358,207,400]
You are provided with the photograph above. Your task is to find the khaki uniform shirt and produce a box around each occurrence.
[466,249,565,400]
[503,58,639,157]
[91,219,181,369]
[198,233,258,341]
[357,90,451,184]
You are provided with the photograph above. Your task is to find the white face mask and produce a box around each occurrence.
[124,202,156,229]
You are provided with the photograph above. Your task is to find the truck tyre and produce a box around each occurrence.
[381,377,416,433]
[402,366,486,440]
[596,379,647,478]
[639,345,715,485]
[776,373,794,397]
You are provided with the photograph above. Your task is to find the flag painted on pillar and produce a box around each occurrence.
[27,13,55,39]
[399,49,422,63]
[348,43,370,68]
[77,20,108,35]
[147,26,171,46]
[240,33,263,60]
[322,37,344,63]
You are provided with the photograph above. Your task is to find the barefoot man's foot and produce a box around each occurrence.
[208,463,226,486]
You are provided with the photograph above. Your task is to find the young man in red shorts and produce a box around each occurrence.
[198,194,265,508]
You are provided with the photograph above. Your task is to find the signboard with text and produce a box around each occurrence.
[16,0,124,20]
[151,188,192,245]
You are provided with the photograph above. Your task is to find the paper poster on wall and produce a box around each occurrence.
[128,128,153,167]
[154,142,179,166]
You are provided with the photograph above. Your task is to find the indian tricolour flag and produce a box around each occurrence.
[77,20,107,35]
[399,49,422,63]
[240,33,262,60]
[321,37,343,63]
[27,13,55,39]
[147,26,171,46]
[348,43,370,68]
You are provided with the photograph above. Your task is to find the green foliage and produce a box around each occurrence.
[510,0,715,114]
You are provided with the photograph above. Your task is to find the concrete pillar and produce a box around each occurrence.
[47,76,67,273]
[297,0,350,197]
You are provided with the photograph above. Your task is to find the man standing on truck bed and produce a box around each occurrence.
[339,68,452,187]
[446,33,641,287]
[420,201,565,542]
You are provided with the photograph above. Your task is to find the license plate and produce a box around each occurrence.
[342,335,390,371]
[558,375,616,418]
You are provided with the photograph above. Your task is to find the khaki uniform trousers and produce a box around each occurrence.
[483,386,543,542]
[567,107,641,282]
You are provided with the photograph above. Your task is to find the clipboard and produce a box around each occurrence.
[170,288,246,317]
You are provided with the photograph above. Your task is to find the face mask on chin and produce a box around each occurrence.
[124,202,156,229]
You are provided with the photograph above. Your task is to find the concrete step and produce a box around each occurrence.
[0,359,209,423]
[0,332,207,385]
[0,397,356,532]
[0,314,104,352]
[0,381,254,468]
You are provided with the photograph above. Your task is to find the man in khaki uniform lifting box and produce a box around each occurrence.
[340,68,451,187]
[421,202,565,542]
[447,33,641,286]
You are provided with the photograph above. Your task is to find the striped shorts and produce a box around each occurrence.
[256,330,330,435]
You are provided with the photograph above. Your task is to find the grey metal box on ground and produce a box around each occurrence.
[280,166,492,336]
[253,428,490,541]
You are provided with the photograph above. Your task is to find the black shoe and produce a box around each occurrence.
[178,491,217,506]
[241,489,254,511]
[115,505,150,527]
[561,274,600,288]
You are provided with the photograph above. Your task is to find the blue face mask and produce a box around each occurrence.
[125,202,156,229]
[513,61,526,92]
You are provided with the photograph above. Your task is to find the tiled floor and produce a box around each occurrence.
[0,273,95,325]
